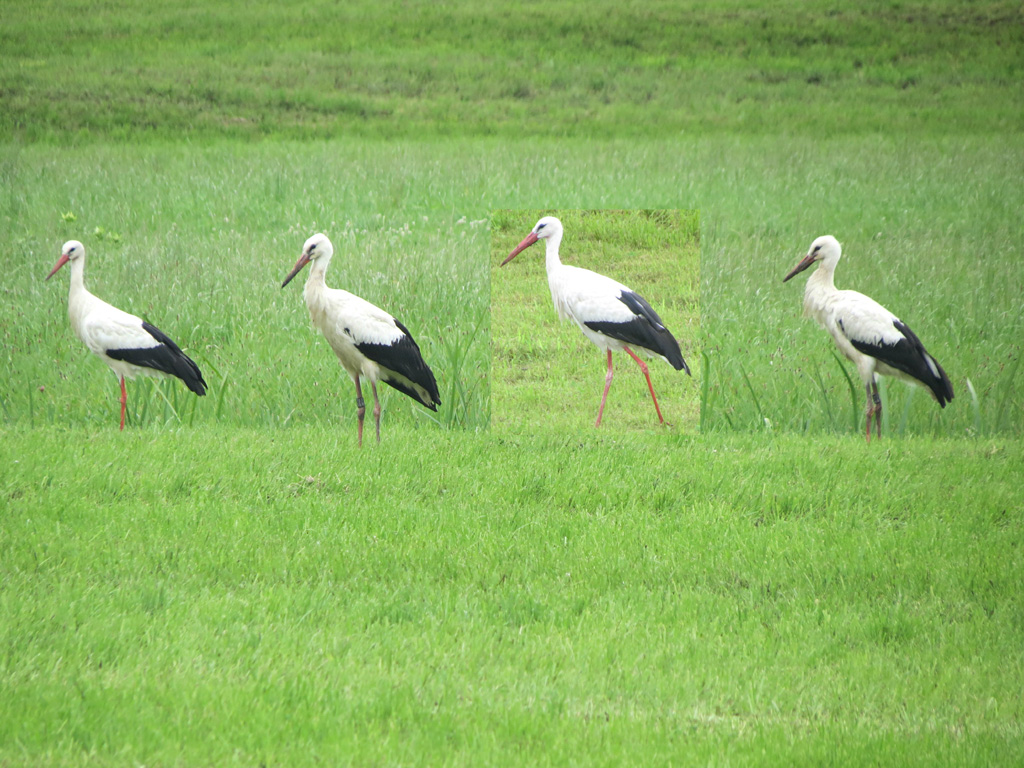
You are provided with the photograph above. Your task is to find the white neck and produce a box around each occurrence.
[303,254,331,309]
[68,255,87,299]
[808,258,837,293]
[543,229,564,276]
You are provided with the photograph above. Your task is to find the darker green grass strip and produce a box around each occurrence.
[2,0,1021,143]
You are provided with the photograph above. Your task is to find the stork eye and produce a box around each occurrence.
[537,223,546,230]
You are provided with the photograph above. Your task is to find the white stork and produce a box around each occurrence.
[281,233,441,445]
[46,240,207,430]
[501,216,690,427]
[783,235,954,441]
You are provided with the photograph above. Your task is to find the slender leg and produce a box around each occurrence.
[864,380,883,443]
[119,376,127,431]
[370,380,382,443]
[871,380,882,441]
[864,383,872,443]
[624,346,665,424]
[596,350,614,427]
[354,378,366,447]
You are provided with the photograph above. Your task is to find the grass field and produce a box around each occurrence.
[3,428,1022,765]
[2,1,1020,141]
[1,0,1023,765]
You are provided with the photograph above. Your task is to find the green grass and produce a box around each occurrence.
[1,141,490,434]
[3,137,1019,437]
[1,0,1023,764]
[2,426,1022,766]
[491,209,700,433]
[2,1,1020,142]
[695,135,1024,437]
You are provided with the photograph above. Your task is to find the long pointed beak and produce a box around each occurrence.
[501,232,539,267]
[281,253,311,288]
[46,253,70,281]
[783,253,816,283]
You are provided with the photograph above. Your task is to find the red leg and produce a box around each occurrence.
[119,376,127,431]
[595,350,613,427]
[624,346,665,424]
[371,380,381,443]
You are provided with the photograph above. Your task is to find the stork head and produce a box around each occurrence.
[46,240,85,281]
[783,235,842,282]
[282,233,334,288]
[501,216,563,267]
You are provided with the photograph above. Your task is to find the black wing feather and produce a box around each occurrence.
[106,321,207,396]
[849,319,954,407]
[584,290,690,374]
[355,319,441,410]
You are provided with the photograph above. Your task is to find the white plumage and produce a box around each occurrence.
[501,216,689,426]
[282,233,440,445]
[46,240,207,430]
[783,235,953,441]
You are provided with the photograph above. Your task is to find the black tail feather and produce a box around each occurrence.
[585,290,690,374]
[106,321,207,396]
[355,320,441,409]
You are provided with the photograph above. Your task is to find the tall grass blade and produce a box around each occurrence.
[992,351,1021,433]
[135,378,151,429]
[966,377,980,436]
[699,350,711,434]
[739,364,764,429]
[830,350,859,435]
[216,374,230,423]
[898,385,915,436]
[153,382,182,425]
[810,363,835,432]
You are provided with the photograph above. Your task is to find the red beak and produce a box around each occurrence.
[281,252,312,288]
[501,232,539,267]
[46,253,70,281]
[783,253,816,283]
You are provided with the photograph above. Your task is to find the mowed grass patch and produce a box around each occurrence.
[1,0,1021,142]
[491,209,699,433]
[1,426,1022,765]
